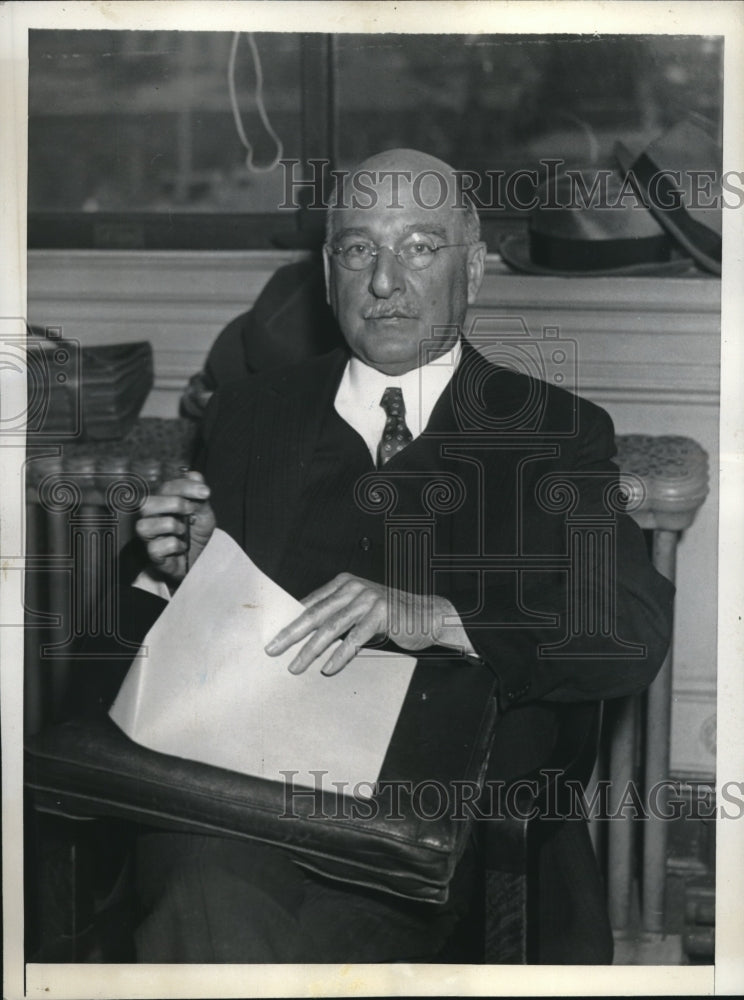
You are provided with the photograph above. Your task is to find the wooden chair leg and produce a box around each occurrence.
[642,527,678,933]
[606,694,638,929]
[30,811,97,961]
[28,808,138,963]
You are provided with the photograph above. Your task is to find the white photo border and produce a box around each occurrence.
[2,2,742,997]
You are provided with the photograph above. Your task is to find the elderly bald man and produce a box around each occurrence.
[132,149,673,963]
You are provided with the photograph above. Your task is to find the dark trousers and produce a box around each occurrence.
[134,822,612,964]
[135,831,477,963]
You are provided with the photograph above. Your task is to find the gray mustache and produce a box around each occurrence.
[362,304,420,319]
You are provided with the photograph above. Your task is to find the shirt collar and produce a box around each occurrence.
[334,339,461,459]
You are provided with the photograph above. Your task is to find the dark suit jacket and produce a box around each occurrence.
[197,341,674,723]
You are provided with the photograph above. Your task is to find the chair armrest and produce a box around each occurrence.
[26,656,499,905]
[481,700,602,865]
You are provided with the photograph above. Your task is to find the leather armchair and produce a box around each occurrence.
[25,697,603,963]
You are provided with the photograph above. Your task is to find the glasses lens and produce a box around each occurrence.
[333,239,447,270]
[336,243,374,270]
[399,239,438,270]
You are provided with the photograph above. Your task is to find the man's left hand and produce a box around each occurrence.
[264,572,474,676]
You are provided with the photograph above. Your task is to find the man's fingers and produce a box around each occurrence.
[265,610,323,656]
[298,573,358,610]
[140,482,209,518]
[147,534,189,564]
[153,553,187,580]
[139,478,209,516]
[266,581,364,655]
[284,593,378,674]
[163,473,210,496]
[139,495,191,520]
[136,514,187,541]
[320,615,383,677]
[284,595,367,672]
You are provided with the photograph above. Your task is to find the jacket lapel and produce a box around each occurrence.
[240,349,348,577]
[434,339,523,500]
[421,339,566,565]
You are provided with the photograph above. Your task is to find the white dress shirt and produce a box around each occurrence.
[334,339,461,462]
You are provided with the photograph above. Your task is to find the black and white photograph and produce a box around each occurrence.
[2,2,743,997]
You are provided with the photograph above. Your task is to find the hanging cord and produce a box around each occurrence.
[228,32,284,173]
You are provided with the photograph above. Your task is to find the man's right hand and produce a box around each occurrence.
[135,470,216,585]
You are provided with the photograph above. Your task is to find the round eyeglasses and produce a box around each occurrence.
[328,238,470,271]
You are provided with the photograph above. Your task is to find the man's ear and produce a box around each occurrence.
[322,244,333,305]
[466,242,487,305]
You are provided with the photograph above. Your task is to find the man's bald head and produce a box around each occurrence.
[326,148,481,246]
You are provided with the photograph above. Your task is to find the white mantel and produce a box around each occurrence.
[26,250,721,779]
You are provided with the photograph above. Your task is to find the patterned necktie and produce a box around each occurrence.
[378,386,413,466]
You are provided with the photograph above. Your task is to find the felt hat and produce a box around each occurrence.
[614,118,722,275]
[499,170,693,277]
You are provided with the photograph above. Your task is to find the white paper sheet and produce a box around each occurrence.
[109,529,416,795]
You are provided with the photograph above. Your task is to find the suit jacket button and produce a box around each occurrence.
[359,536,372,551]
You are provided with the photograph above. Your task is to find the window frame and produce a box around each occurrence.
[27,31,722,252]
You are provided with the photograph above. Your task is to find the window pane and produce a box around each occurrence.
[28,30,723,248]
[29,30,302,214]
[333,33,723,188]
